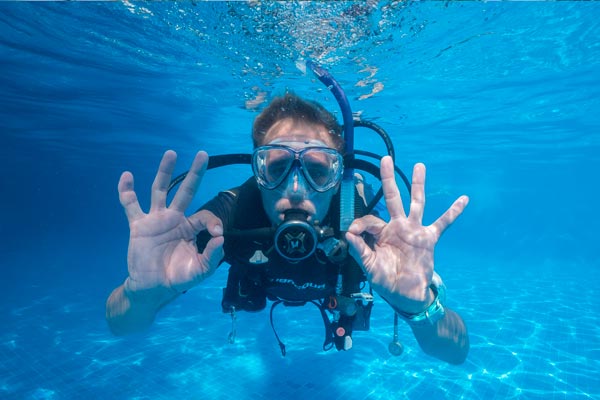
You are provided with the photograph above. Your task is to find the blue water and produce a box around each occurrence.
[1,1,599,399]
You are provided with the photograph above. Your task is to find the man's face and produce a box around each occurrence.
[257,118,341,226]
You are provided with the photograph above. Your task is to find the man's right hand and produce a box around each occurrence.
[114,150,224,311]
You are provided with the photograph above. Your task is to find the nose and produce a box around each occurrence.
[283,166,309,200]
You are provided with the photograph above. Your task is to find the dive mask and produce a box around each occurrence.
[252,144,343,192]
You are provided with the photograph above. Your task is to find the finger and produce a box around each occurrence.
[118,171,144,222]
[150,150,178,212]
[188,210,223,237]
[196,235,225,279]
[380,156,406,219]
[408,163,426,224]
[430,195,469,239]
[170,151,209,213]
[345,231,375,277]
[348,214,386,237]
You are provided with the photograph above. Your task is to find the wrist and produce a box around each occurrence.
[388,283,446,326]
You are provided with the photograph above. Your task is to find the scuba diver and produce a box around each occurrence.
[106,62,470,365]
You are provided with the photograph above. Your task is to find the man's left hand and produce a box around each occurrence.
[345,156,468,314]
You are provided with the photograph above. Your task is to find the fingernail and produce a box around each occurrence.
[213,224,223,236]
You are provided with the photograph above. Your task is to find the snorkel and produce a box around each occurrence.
[306,60,355,233]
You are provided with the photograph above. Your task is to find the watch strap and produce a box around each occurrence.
[393,283,446,326]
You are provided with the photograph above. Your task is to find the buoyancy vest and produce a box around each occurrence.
[196,177,373,354]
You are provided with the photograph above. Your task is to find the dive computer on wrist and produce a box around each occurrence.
[393,283,446,326]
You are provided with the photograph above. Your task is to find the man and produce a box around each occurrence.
[106,93,470,364]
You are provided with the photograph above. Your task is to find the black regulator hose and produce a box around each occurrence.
[353,119,396,162]
[352,119,411,215]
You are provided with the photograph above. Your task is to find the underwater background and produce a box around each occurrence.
[1,1,599,399]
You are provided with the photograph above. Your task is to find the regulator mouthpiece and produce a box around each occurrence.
[274,209,318,262]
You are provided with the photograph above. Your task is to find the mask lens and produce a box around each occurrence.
[253,147,294,189]
[302,148,341,191]
[264,149,292,184]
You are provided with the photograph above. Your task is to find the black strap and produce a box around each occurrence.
[269,300,287,356]
[269,299,336,356]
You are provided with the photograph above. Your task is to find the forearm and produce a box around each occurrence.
[409,307,469,365]
[105,283,178,336]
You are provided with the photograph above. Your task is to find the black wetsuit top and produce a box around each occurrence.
[196,178,366,312]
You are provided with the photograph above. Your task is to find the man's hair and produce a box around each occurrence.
[251,92,345,153]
